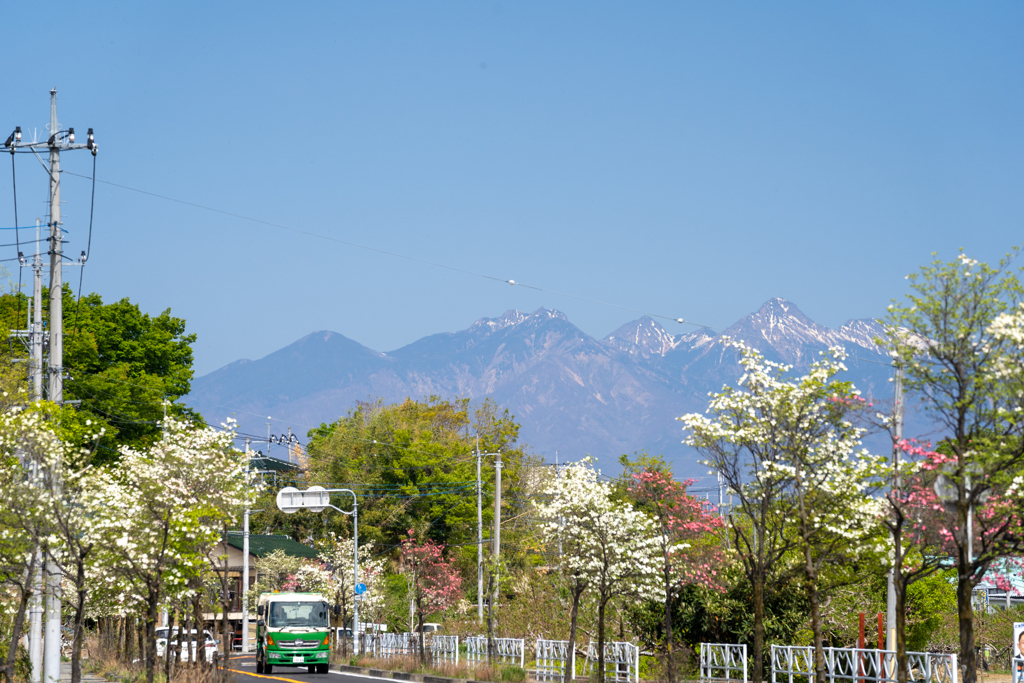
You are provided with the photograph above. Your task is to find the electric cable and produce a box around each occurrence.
[62,170,712,329]
[71,264,85,335]
[85,154,95,261]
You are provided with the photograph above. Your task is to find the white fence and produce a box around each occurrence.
[466,636,526,667]
[359,632,414,658]
[429,635,460,664]
[536,639,574,682]
[770,645,958,683]
[358,633,458,663]
[583,641,640,683]
[700,643,748,683]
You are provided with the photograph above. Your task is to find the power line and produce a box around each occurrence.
[62,170,713,329]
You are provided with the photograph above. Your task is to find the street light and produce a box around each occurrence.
[275,487,360,655]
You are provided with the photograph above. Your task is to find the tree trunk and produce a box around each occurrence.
[895,576,908,683]
[487,572,496,665]
[71,556,89,683]
[752,568,765,683]
[192,593,204,668]
[416,586,426,665]
[164,608,176,683]
[145,587,161,683]
[565,583,584,683]
[597,598,607,683]
[804,555,825,683]
[664,578,676,683]
[124,617,134,665]
[957,564,976,683]
[180,605,189,668]
[4,574,33,683]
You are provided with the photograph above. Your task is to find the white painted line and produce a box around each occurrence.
[329,670,397,681]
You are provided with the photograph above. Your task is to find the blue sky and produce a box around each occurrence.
[1,2,1022,376]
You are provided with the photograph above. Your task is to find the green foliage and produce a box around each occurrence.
[0,643,31,683]
[629,563,810,654]
[382,571,412,632]
[0,286,199,462]
[498,665,527,682]
[904,570,957,651]
[254,397,535,578]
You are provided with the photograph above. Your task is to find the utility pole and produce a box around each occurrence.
[25,218,44,683]
[476,437,483,623]
[31,219,43,402]
[886,363,904,654]
[492,451,502,610]
[555,451,562,559]
[43,89,64,683]
[47,90,63,406]
[242,438,252,653]
[6,90,94,683]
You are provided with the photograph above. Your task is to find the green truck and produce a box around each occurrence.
[256,592,332,674]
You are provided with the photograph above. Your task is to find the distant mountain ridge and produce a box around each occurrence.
[185,299,894,477]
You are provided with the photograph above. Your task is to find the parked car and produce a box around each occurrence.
[156,629,219,662]
[420,623,442,634]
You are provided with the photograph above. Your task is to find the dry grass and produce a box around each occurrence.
[81,636,226,683]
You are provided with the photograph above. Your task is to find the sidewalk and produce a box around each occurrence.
[59,662,108,683]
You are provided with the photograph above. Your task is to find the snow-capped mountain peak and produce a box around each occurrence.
[604,316,679,357]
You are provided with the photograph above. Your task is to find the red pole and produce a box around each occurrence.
[877,612,885,681]
[859,612,866,683]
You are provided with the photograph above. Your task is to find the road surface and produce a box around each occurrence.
[226,655,384,683]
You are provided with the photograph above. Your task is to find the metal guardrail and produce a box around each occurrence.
[770,645,958,683]
[465,636,526,667]
[536,639,573,682]
[583,641,640,683]
[700,643,748,683]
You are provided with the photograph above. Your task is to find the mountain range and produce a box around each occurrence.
[184,298,904,478]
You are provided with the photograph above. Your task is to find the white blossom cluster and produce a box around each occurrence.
[679,340,886,548]
[534,460,664,601]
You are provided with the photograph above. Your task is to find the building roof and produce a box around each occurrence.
[225,533,320,560]
[249,455,300,473]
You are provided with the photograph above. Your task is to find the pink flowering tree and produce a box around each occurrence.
[400,531,463,663]
[630,470,725,683]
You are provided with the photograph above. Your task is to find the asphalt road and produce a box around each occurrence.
[226,655,383,683]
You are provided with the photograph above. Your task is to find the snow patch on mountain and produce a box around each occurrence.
[604,316,680,357]
[471,307,570,335]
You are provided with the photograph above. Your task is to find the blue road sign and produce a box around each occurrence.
[355,583,367,595]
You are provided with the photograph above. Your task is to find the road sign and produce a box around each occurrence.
[276,486,330,514]
[355,583,367,595]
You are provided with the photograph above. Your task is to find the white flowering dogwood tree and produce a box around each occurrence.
[0,404,110,683]
[680,340,885,683]
[535,461,661,683]
[317,535,386,648]
[90,418,250,683]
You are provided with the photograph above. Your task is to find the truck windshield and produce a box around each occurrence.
[267,602,330,628]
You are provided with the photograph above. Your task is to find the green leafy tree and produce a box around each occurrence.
[882,248,1024,683]
[0,286,199,461]
[277,397,533,573]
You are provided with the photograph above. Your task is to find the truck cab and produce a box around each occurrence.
[256,592,332,674]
